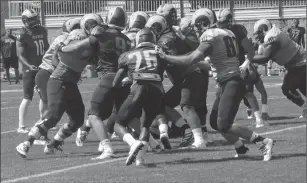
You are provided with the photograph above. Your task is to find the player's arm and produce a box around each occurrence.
[60,35,97,52]
[240,36,255,71]
[252,42,280,65]
[52,48,60,68]
[113,53,128,88]
[16,39,36,70]
[157,42,212,66]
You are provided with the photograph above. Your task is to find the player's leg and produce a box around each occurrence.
[11,58,20,84]
[76,73,114,147]
[35,69,50,120]
[114,84,144,166]
[18,70,37,133]
[45,83,86,154]
[217,77,274,161]
[16,78,66,158]
[243,97,253,119]
[281,68,305,108]
[254,77,270,120]
[136,84,165,166]
[4,58,11,84]
[180,72,206,148]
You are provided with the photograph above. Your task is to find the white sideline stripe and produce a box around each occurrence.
[1,157,126,183]
[1,130,17,134]
[1,89,23,93]
[2,124,306,183]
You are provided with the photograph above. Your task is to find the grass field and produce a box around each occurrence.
[1,76,306,183]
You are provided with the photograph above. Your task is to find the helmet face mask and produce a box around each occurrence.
[193,16,211,37]
[80,14,103,35]
[21,9,41,29]
[157,4,178,27]
[145,15,167,37]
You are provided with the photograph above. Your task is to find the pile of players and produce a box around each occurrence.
[15,3,306,166]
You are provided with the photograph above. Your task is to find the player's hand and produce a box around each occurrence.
[121,77,132,87]
[239,63,248,73]
[77,78,83,85]
[34,85,39,93]
[29,65,39,71]
[155,46,166,59]
[172,26,185,40]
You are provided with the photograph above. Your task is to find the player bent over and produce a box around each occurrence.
[157,9,274,161]
[113,28,166,166]
[252,19,306,119]
[16,29,93,158]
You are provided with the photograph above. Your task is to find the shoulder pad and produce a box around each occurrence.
[200,29,215,43]
[264,26,281,44]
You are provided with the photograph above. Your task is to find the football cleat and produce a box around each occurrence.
[234,145,250,158]
[44,142,63,155]
[126,141,144,166]
[261,113,270,120]
[76,128,88,147]
[259,138,274,161]
[160,135,172,150]
[256,119,265,128]
[203,132,213,143]
[17,127,30,134]
[247,109,253,119]
[179,130,194,147]
[16,142,30,158]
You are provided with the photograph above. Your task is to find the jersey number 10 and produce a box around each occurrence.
[34,40,45,56]
[223,36,238,58]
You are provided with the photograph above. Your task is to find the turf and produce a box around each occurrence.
[1,76,306,183]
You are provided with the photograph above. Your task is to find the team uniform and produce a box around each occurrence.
[200,28,246,133]
[87,25,131,122]
[264,25,306,105]
[124,28,140,48]
[17,26,49,100]
[35,32,69,104]
[1,34,18,69]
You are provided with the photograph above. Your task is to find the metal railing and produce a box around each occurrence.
[7,0,307,18]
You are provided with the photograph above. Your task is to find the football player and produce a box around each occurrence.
[252,19,306,119]
[35,18,80,123]
[72,9,131,160]
[146,14,208,149]
[16,29,93,158]
[17,9,49,133]
[113,28,166,166]
[157,8,274,161]
[124,11,150,48]
[217,9,267,127]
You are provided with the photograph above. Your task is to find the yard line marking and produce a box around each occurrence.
[258,124,306,135]
[1,129,17,134]
[1,157,126,183]
[2,124,306,183]
[1,89,23,93]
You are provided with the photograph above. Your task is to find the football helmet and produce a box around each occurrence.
[145,15,168,36]
[127,11,150,30]
[253,19,272,43]
[179,16,193,36]
[191,8,217,37]
[217,9,233,28]
[63,18,81,33]
[21,9,41,28]
[106,7,127,30]
[157,3,178,27]
[135,28,156,46]
[80,13,103,35]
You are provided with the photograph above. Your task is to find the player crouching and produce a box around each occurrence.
[113,28,166,166]
[16,29,94,158]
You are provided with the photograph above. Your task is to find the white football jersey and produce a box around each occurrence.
[199,28,240,83]
[264,25,303,66]
[39,32,69,72]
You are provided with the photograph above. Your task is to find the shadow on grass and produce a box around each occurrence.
[268,120,306,126]
[159,152,306,165]
[268,116,297,121]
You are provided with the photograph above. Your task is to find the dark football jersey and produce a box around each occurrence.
[124,28,140,49]
[157,30,197,83]
[1,35,17,59]
[16,26,49,70]
[229,24,248,64]
[118,42,165,82]
[90,25,131,73]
